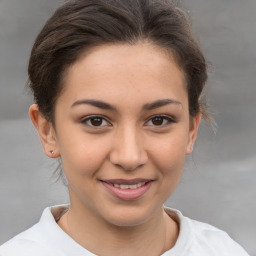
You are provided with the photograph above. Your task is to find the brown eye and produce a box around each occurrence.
[146,115,175,127]
[90,117,103,126]
[151,116,164,126]
[81,115,110,128]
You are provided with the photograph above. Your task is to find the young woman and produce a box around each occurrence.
[0,0,249,255]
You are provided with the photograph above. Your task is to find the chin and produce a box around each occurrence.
[105,215,149,228]
[100,204,159,228]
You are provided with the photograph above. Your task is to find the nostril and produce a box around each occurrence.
[109,132,148,171]
[109,152,147,171]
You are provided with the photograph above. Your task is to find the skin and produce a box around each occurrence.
[29,42,201,256]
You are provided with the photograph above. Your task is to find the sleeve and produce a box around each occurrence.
[190,220,250,256]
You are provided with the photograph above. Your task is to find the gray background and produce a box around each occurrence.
[0,0,255,255]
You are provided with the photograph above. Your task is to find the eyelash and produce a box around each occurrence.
[80,115,111,128]
[80,114,175,128]
[145,115,176,127]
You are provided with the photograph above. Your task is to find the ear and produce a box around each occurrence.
[29,104,60,158]
[186,113,201,155]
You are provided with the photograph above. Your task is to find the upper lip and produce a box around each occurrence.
[100,178,153,185]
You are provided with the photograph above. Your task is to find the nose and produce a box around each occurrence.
[109,126,148,171]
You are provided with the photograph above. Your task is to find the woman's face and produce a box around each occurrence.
[39,43,200,226]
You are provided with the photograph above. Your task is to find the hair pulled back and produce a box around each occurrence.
[28,0,211,124]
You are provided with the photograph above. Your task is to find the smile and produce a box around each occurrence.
[101,179,152,200]
[113,182,146,189]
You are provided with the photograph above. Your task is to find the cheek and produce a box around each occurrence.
[149,133,188,168]
[57,131,110,179]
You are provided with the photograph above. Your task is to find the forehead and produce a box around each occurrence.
[60,43,187,108]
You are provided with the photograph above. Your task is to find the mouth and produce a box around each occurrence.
[112,182,146,189]
[100,179,153,200]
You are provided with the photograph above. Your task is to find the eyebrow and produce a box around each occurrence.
[142,98,182,110]
[71,98,182,111]
[71,99,117,110]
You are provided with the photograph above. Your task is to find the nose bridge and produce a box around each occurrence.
[110,123,147,171]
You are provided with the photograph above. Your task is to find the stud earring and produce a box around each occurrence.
[50,150,54,155]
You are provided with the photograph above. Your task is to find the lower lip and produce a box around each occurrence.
[101,181,152,200]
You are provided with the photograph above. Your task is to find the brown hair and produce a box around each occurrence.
[28,0,212,125]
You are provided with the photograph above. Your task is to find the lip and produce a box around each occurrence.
[103,178,151,185]
[100,179,153,200]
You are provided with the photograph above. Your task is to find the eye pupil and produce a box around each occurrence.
[91,118,103,126]
[152,117,164,126]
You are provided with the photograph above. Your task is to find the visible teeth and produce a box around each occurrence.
[120,184,129,189]
[113,182,147,189]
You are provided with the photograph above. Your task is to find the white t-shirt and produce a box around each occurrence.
[0,205,249,256]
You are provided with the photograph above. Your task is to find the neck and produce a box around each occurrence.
[58,200,178,256]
